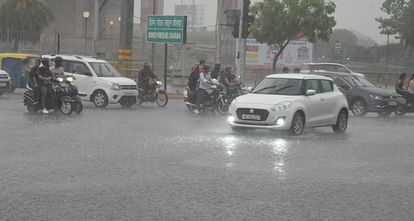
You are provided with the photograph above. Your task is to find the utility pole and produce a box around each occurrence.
[216,0,223,64]
[236,0,245,82]
[151,0,157,66]
[119,0,134,60]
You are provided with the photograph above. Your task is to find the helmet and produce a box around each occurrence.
[54,56,63,67]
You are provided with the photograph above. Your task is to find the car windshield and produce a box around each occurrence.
[342,75,375,87]
[253,78,303,95]
[89,62,122,77]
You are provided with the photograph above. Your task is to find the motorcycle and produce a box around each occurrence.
[184,79,229,115]
[23,75,82,115]
[137,79,168,107]
[394,95,414,116]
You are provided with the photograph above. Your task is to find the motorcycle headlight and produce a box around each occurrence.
[112,83,121,90]
[183,90,188,98]
[369,94,383,100]
[271,102,291,112]
[156,81,163,86]
[57,77,64,82]
[66,76,74,82]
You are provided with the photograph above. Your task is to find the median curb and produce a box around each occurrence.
[12,89,184,100]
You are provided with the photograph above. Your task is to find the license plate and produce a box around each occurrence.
[388,101,397,106]
[0,83,7,86]
[241,114,261,120]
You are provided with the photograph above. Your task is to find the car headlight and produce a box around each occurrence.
[112,83,121,90]
[369,94,383,100]
[271,102,291,112]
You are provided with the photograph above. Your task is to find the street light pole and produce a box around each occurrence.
[83,11,90,53]
[386,32,390,74]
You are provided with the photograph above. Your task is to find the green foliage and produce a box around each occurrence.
[0,0,54,50]
[376,0,414,45]
[250,0,336,71]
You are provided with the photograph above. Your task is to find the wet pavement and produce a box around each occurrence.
[1,92,414,220]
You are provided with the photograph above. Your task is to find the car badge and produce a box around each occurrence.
[249,109,254,113]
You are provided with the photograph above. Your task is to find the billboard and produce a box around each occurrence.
[245,38,313,70]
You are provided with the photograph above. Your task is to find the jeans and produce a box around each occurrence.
[40,85,49,109]
[196,89,208,107]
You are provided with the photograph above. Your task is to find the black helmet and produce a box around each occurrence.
[41,58,49,67]
[54,56,63,67]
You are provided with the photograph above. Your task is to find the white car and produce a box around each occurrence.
[0,69,11,96]
[43,55,138,108]
[228,74,349,135]
[301,63,365,78]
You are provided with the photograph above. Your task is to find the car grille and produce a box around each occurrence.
[0,74,8,79]
[120,85,137,90]
[236,108,269,121]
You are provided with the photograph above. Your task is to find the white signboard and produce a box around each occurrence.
[245,38,313,70]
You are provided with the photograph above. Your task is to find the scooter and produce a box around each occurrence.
[394,96,414,116]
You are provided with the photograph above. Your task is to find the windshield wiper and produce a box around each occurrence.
[254,85,293,94]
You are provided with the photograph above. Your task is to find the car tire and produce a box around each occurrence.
[332,109,348,133]
[289,111,305,136]
[92,90,108,108]
[351,98,367,117]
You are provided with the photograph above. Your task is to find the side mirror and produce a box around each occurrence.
[247,87,254,93]
[306,89,316,96]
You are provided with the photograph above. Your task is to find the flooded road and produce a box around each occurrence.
[1,92,414,220]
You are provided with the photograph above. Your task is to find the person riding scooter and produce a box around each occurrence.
[138,62,156,95]
[37,58,53,114]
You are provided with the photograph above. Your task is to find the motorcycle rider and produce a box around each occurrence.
[211,63,221,79]
[219,66,240,96]
[37,58,53,114]
[28,58,41,103]
[50,56,65,79]
[138,62,156,95]
[195,65,212,114]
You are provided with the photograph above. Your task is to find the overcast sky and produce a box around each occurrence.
[135,0,389,44]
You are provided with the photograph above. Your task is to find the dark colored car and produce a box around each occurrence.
[312,71,399,117]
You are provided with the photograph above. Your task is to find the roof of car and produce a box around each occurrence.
[266,73,333,81]
[42,54,107,63]
[303,62,346,66]
[309,70,358,77]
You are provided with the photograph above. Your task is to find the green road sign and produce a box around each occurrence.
[147,15,187,44]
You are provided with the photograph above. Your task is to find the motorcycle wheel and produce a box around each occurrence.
[394,106,406,116]
[156,91,168,107]
[74,102,83,114]
[136,96,144,105]
[60,101,73,115]
[216,98,229,115]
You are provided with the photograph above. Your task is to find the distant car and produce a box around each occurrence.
[227,74,349,136]
[42,55,138,108]
[311,71,399,117]
[301,62,365,78]
[0,69,11,96]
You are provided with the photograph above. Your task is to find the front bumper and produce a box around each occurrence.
[367,99,399,112]
[108,90,138,103]
[228,105,293,130]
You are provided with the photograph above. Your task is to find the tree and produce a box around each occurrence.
[0,0,54,51]
[250,0,336,71]
[376,0,414,46]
